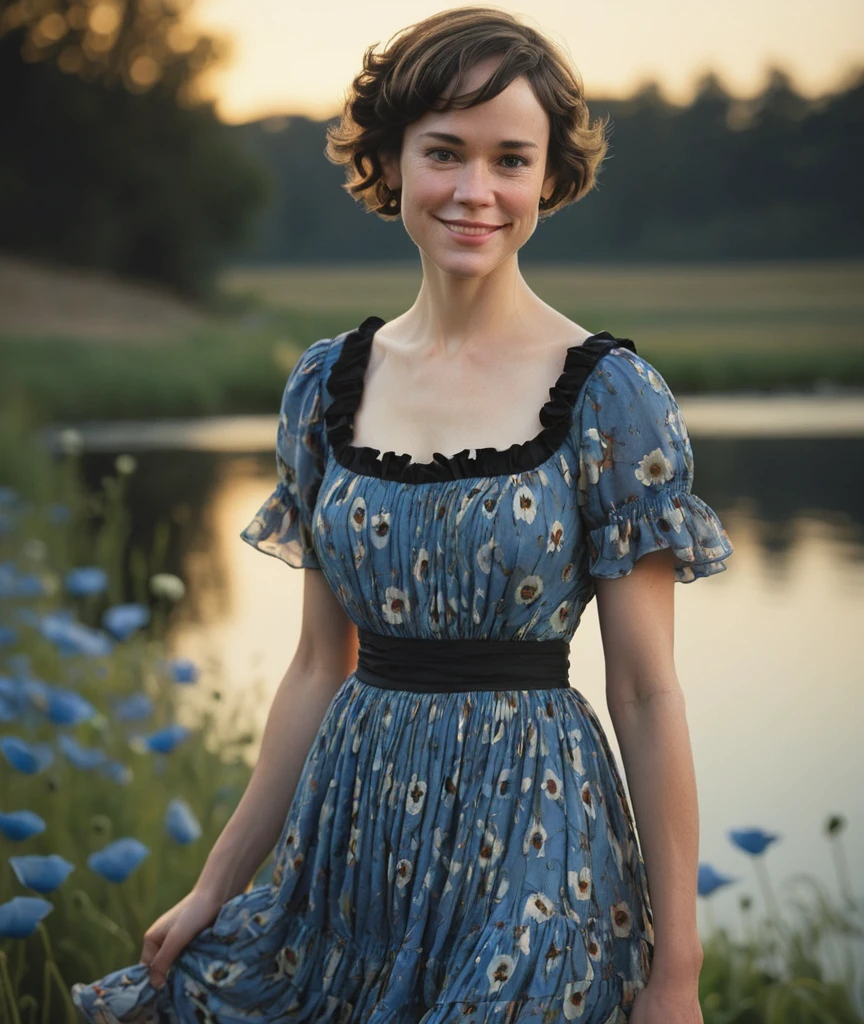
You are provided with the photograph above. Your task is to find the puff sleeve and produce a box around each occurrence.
[239,337,332,569]
[575,348,733,583]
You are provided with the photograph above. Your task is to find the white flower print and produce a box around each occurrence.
[541,767,564,801]
[558,453,572,486]
[353,538,365,569]
[523,891,555,923]
[647,368,664,393]
[477,536,496,574]
[512,483,537,524]
[395,858,413,889]
[611,900,633,938]
[568,866,592,901]
[549,600,571,633]
[486,953,516,995]
[413,548,430,581]
[580,780,596,820]
[514,575,543,605]
[547,520,564,553]
[203,960,247,987]
[523,815,548,857]
[348,495,367,532]
[370,510,391,548]
[478,828,505,869]
[405,773,427,815]
[563,959,595,1019]
[635,446,674,487]
[382,587,409,624]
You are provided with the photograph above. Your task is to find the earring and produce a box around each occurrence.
[382,184,400,210]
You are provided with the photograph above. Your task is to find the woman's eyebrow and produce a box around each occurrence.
[417,131,539,150]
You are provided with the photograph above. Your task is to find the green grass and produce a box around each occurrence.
[2,263,863,424]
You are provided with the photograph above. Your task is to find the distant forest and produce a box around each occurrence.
[232,68,864,266]
[1,0,861,299]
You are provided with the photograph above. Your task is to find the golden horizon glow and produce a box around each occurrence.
[188,0,864,124]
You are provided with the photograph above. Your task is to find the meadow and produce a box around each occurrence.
[1,262,863,426]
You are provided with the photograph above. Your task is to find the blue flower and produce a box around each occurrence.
[728,828,781,856]
[38,613,114,658]
[64,567,109,597]
[141,723,190,754]
[0,810,46,841]
[10,854,75,893]
[0,487,19,506]
[166,657,199,685]
[0,566,48,599]
[102,604,150,641]
[0,736,54,774]
[165,798,202,844]
[112,692,154,722]
[99,760,133,785]
[58,734,107,770]
[0,896,53,938]
[0,625,18,648]
[45,686,97,726]
[87,838,149,883]
[698,864,738,897]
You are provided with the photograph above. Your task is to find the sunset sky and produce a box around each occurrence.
[190,0,864,124]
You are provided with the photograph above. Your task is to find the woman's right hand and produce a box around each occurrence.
[139,887,225,989]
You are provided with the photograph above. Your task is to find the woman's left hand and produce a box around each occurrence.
[629,977,704,1024]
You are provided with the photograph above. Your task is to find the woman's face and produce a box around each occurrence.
[380,56,556,278]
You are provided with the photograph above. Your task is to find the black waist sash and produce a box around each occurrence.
[355,629,571,693]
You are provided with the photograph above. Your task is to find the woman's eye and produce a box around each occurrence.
[426,149,528,169]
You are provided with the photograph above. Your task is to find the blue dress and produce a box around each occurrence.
[71,316,733,1023]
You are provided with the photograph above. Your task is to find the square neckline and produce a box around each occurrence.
[322,315,636,484]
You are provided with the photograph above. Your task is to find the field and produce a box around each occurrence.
[2,260,863,424]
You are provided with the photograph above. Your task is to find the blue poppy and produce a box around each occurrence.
[0,566,48,599]
[728,828,781,856]
[0,810,46,841]
[166,657,199,685]
[43,685,97,726]
[99,760,133,785]
[0,736,54,774]
[0,687,18,722]
[87,838,149,883]
[102,604,151,641]
[0,625,18,648]
[10,854,75,893]
[141,723,190,754]
[0,487,19,506]
[38,613,114,658]
[165,798,202,845]
[58,734,107,770]
[697,864,738,897]
[64,567,109,597]
[113,692,154,722]
[0,896,53,938]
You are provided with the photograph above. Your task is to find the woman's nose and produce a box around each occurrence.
[451,161,495,205]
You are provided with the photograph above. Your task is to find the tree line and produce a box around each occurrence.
[0,0,860,300]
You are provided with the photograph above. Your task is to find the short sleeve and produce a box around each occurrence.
[575,348,734,583]
[239,337,332,569]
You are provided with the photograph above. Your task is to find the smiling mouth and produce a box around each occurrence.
[439,220,506,236]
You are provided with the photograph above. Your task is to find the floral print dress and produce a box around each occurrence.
[71,315,734,1023]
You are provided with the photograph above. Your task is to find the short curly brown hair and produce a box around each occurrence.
[324,6,610,220]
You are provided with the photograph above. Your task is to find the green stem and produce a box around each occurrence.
[829,834,857,911]
[39,962,49,1024]
[0,950,23,1024]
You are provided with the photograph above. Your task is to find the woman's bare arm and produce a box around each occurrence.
[193,568,357,904]
[595,548,704,988]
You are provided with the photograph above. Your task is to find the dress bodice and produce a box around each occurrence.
[241,316,734,641]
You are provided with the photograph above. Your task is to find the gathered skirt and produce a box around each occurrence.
[71,674,654,1023]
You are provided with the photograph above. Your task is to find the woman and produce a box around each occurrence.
[72,7,733,1023]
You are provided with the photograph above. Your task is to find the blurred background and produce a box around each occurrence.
[0,0,863,1018]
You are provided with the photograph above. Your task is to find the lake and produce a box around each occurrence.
[48,391,864,943]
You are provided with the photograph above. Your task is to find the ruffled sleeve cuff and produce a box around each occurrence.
[586,489,733,583]
[240,479,320,570]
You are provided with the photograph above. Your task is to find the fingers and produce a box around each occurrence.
[148,927,190,989]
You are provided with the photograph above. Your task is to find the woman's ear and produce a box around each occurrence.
[379,150,402,191]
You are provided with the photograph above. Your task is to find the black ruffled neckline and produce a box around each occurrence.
[323,315,637,484]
